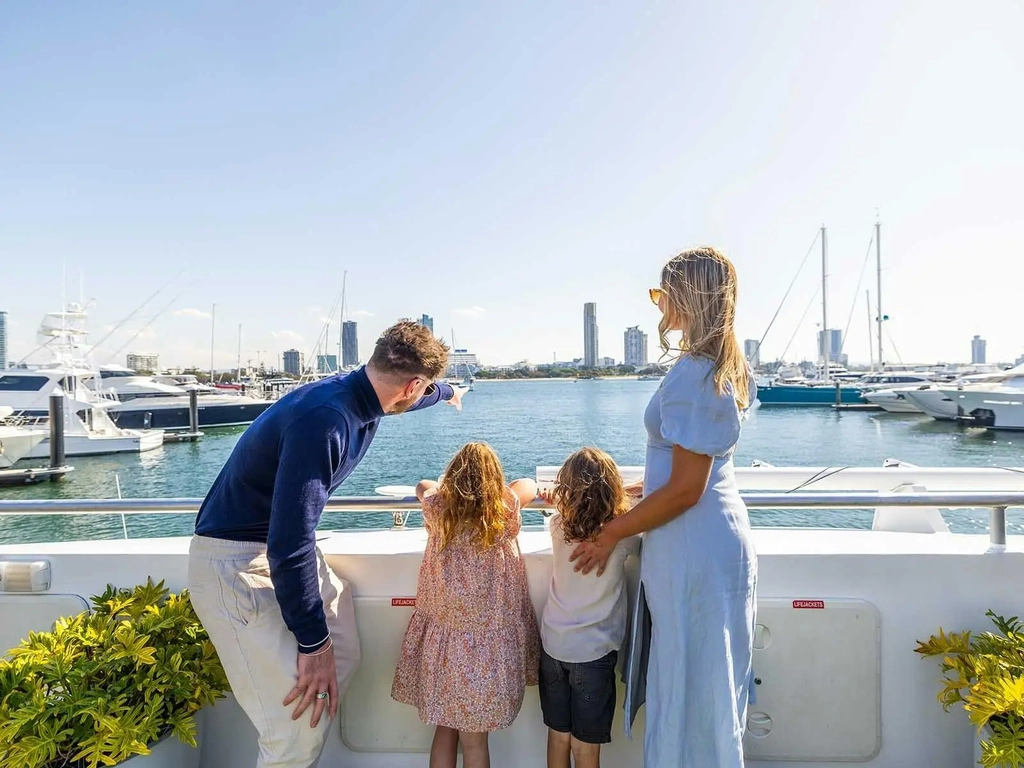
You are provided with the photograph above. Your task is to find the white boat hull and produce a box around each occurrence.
[0,426,47,468]
[25,429,164,458]
[862,389,924,414]
[943,388,1024,430]
[901,388,958,420]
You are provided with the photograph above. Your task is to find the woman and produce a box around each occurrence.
[571,247,757,767]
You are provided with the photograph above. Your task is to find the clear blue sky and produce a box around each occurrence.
[2,1,1022,370]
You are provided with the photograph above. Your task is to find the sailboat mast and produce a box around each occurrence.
[875,218,883,369]
[821,226,830,383]
[237,324,242,381]
[210,303,216,385]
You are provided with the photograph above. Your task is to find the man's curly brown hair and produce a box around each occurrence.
[552,447,630,543]
[368,320,449,381]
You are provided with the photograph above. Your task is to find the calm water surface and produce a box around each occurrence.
[3,379,1023,544]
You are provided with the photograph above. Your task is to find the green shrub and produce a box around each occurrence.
[0,579,230,768]
[916,610,1024,767]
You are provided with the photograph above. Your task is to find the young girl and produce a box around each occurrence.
[539,447,641,768]
[391,442,540,768]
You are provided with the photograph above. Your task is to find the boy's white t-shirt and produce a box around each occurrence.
[540,513,641,664]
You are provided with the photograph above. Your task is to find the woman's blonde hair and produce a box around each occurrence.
[552,447,629,543]
[435,442,508,550]
[658,246,751,408]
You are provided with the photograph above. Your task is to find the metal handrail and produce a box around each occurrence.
[0,491,1020,547]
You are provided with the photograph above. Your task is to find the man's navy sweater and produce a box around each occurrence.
[194,367,453,651]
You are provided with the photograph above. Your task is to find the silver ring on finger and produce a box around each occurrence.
[317,691,329,700]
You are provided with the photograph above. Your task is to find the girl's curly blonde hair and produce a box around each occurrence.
[435,442,508,551]
[552,447,629,543]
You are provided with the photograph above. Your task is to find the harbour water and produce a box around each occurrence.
[3,379,1024,544]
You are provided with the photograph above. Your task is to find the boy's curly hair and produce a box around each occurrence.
[553,447,629,543]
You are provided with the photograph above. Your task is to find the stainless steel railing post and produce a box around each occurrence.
[990,505,1008,551]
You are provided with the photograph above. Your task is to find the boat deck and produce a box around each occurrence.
[2,525,1021,767]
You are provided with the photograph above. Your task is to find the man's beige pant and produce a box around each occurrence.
[188,536,361,768]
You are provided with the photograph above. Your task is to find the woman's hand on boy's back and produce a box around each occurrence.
[570,522,622,577]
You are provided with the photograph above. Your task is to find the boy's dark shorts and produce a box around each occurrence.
[538,647,618,744]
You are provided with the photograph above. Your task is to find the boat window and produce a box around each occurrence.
[0,375,50,392]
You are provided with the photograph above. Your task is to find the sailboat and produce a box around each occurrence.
[756,225,877,406]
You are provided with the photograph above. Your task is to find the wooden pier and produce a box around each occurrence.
[833,403,884,412]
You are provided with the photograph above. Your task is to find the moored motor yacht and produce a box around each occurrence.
[0,407,47,468]
[941,366,1024,430]
[93,365,273,430]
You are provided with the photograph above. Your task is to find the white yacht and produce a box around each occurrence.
[93,366,273,431]
[940,363,1024,430]
[1,462,1022,767]
[0,407,47,468]
[900,370,1008,421]
[0,366,165,457]
[861,386,927,413]
[0,306,165,456]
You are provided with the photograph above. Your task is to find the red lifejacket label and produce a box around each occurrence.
[792,599,825,609]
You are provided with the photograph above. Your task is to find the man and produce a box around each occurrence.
[187,320,462,767]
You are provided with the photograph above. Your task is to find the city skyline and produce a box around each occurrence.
[0,292,1017,372]
[2,3,1023,369]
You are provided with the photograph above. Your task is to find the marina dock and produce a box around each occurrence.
[0,465,74,487]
